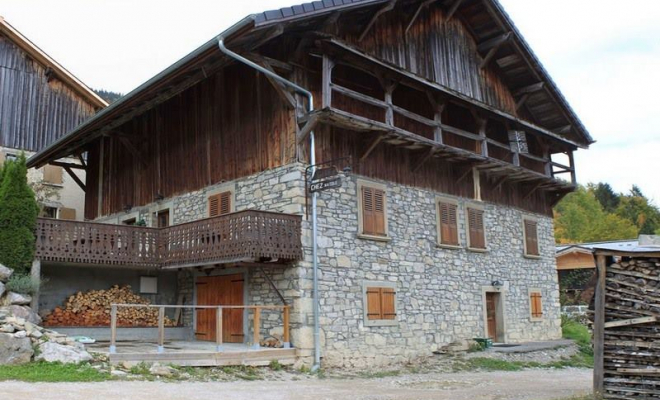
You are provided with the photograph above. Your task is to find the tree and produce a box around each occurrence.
[554,185,638,244]
[591,182,620,213]
[0,155,39,274]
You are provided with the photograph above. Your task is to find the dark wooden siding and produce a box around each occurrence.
[0,35,98,152]
[85,63,295,220]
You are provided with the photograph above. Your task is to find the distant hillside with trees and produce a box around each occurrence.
[94,89,123,104]
[554,183,660,244]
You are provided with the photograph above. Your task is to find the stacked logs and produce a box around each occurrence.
[43,285,176,327]
[599,257,660,399]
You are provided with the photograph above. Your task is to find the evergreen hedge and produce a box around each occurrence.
[0,154,39,274]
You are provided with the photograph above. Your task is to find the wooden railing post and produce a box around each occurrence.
[283,306,290,348]
[215,307,223,352]
[110,304,117,354]
[253,307,261,349]
[157,306,165,353]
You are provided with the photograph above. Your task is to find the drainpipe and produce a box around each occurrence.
[217,19,322,372]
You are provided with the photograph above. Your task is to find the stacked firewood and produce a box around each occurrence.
[599,257,660,399]
[43,285,176,327]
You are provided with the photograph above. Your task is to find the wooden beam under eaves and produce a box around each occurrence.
[523,181,544,200]
[360,134,385,162]
[412,148,436,172]
[250,55,296,109]
[62,165,86,192]
[493,175,508,191]
[444,0,465,23]
[322,11,342,35]
[117,135,147,167]
[296,115,319,145]
[513,82,545,97]
[50,161,86,170]
[479,32,512,69]
[406,0,435,34]
[359,0,397,41]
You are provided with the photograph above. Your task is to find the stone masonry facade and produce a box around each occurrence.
[95,162,561,367]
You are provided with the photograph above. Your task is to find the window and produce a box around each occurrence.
[208,191,232,217]
[357,180,388,239]
[42,165,63,185]
[437,199,459,247]
[58,207,76,220]
[529,290,543,321]
[363,282,397,327]
[42,206,58,219]
[156,209,170,228]
[467,206,486,250]
[4,153,17,162]
[523,218,540,257]
[122,217,137,226]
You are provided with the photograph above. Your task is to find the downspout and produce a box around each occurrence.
[217,19,322,372]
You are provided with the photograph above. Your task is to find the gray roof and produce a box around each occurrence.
[557,236,660,255]
[255,0,373,24]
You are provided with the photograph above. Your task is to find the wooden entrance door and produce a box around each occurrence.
[486,292,498,340]
[195,274,244,343]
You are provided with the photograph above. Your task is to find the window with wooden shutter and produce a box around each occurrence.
[467,207,486,250]
[524,219,539,256]
[361,186,386,237]
[365,285,397,326]
[438,201,459,246]
[209,191,232,217]
[529,291,543,320]
[43,165,63,184]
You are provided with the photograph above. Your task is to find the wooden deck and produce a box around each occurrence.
[91,341,297,367]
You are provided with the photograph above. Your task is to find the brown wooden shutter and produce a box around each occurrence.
[530,292,543,318]
[43,165,63,184]
[468,208,485,249]
[439,202,459,246]
[381,287,396,320]
[362,186,386,236]
[58,207,76,220]
[209,191,231,217]
[524,220,539,256]
[366,287,382,320]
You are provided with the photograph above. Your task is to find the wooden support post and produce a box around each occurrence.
[158,306,165,353]
[444,0,465,23]
[477,118,488,157]
[383,81,397,126]
[253,58,296,109]
[97,137,104,217]
[253,307,261,349]
[543,148,552,177]
[63,165,86,192]
[405,0,435,34]
[427,93,445,144]
[216,307,223,352]
[110,304,117,354]
[283,306,291,348]
[322,55,334,109]
[360,134,384,162]
[479,32,512,69]
[117,135,147,167]
[567,151,577,184]
[412,148,436,172]
[593,254,607,399]
[30,260,41,313]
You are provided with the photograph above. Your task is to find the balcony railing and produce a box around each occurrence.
[35,210,303,268]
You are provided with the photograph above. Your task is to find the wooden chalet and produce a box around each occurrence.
[26,0,593,367]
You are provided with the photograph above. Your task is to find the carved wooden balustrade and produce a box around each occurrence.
[35,210,303,268]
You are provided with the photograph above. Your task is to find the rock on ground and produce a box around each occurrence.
[1,306,42,325]
[0,264,12,283]
[149,364,177,377]
[36,342,92,364]
[0,332,33,365]
[5,292,31,306]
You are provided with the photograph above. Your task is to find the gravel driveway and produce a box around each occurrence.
[0,368,591,400]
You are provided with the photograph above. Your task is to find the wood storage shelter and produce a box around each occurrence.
[592,236,660,399]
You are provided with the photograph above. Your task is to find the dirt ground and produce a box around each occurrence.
[0,368,591,400]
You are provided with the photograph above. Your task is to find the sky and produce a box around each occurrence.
[1,0,659,202]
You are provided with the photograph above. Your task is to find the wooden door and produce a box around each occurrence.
[195,274,244,343]
[486,292,498,340]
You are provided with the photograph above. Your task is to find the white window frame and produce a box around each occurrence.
[465,202,488,252]
[528,288,544,322]
[356,179,390,242]
[436,195,462,249]
[362,280,398,327]
[522,216,541,259]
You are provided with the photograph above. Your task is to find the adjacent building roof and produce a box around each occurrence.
[557,236,660,256]
[0,16,107,109]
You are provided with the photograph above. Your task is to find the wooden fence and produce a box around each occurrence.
[35,210,303,268]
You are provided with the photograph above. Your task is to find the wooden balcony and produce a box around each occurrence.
[34,210,303,269]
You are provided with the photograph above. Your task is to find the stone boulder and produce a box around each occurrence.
[2,306,41,325]
[149,364,176,377]
[0,264,12,283]
[5,292,31,306]
[0,332,33,365]
[36,342,92,364]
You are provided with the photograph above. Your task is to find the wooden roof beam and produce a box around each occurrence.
[249,55,296,109]
[359,0,397,41]
[444,0,466,23]
[49,160,86,171]
[523,181,544,200]
[513,82,545,97]
[62,165,86,192]
[479,32,512,70]
[406,0,435,34]
[412,148,436,172]
[360,134,385,162]
[296,114,320,145]
[117,135,147,168]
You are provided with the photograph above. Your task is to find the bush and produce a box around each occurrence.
[5,274,44,295]
[0,154,39,274]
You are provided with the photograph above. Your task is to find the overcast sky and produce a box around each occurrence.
[2,0,659,202]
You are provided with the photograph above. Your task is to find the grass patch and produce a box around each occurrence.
[359,370,401,379]
[0,362,109,382]
[454,357,543,372]
[561,316,594,368]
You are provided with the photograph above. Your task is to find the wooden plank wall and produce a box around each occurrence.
[85,63,295,220]
[0,35,98,152]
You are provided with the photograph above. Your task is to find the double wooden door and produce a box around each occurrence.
[195,274,244,343]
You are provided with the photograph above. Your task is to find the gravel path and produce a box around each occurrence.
[0,368,591,400]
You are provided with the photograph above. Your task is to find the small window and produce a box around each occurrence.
[42,206,58,219]
[523,218,540,257]
[43,165,63,185]
[5,153,17,162]
[357,180,388,239]
[209,191,232,217]
[122,217,137,226]
[156,209,170,228]
[437,200,459,247]
[467,207,486,250]
[529,290,543,321]
[363,282,397,327]
[58,207,76,220]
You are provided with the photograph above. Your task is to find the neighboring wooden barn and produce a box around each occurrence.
[591,236,660,399]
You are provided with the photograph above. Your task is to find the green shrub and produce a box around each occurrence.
[0,154,39,274]
[5,274,44,295]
